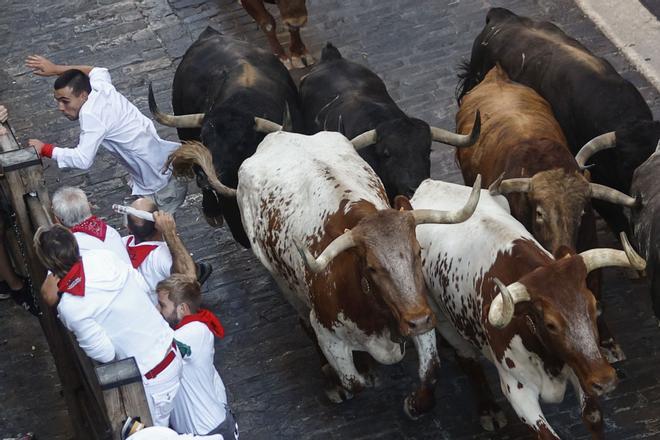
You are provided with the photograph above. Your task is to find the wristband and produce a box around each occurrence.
[41,143,55,158]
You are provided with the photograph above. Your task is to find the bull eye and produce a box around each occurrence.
[382,148,391,158]
[361,276,371,295]
[545,321,559,334]
[596,301,602,317]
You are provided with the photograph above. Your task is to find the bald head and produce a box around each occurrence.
[127,198,157,242]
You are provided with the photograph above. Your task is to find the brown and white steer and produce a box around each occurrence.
[456,65,637,362]
[411,179,645,439]
[236,129,480,418]
[239,0,315,69]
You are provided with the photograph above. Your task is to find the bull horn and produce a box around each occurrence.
[589,183,639,208]
[429,110,481,147]
[412,175,481,225]
[254,116,282,133]
[295,231,357,273]
[488,278,530,329]
[282,102,293,132]
[575,132,616,169]
[350,129,377,150]
[165,141,237,197]
[490,177,531,195]
[148,83,204,128]
[579,232,646,274]
[338,114,344,135]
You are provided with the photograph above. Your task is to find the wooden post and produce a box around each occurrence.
[97,357,154,438]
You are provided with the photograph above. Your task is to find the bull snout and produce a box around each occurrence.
[400,310,436,336]
[586,366,618,396]
[284,16,308,29]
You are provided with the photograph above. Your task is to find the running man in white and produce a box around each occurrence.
[25,55,187,212]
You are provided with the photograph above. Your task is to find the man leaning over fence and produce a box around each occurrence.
[35,224,182,426]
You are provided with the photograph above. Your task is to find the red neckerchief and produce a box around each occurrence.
[57,260,85,296]
[176,309,225,338]
[71,216,108,242]
[125,235,159,269]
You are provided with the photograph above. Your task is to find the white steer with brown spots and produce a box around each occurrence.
[411,179,645,439]
[236,128,481,419]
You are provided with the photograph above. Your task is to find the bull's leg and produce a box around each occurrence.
[239,0,291,68]
[429,299,507,429]
[456,354,507,431]
[310,311,368,401]
[288,27,315,69]
[404,330,439,420]
[578,208,625,362]
[498,371,560,440]
[568,370,604,439]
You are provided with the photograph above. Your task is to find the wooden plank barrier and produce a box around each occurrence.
[0,120,152,439]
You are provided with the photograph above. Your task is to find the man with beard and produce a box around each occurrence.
[157,275,238,438]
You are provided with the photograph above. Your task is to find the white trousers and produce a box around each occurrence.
[143,351,183,427]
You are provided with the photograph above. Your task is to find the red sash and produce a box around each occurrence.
[57,260,86,296]
[125,236,158,269]
[176,309,225,338]
[71,216,108,241]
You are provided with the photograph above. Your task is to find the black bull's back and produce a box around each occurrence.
[459,7,658,234]
[169,27,303,248]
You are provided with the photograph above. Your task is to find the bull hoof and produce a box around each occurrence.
[324,385,354,403]
[600,338,626,363]
[479,407,508,431]
[290,53,316,69]
[403,391,434,420]
[204,214,224,228]
[279,56,294,70]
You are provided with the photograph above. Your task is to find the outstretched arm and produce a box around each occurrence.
[26,55,94,77]
[153,211,196,279]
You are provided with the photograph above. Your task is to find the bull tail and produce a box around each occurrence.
[321,42,342,62]
[165,141,237,197]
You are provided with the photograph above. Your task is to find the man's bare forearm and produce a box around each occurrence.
[162,229,196,279]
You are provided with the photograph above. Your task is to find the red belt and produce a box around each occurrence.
[144,342,177,380]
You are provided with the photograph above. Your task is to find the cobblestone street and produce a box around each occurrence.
[1,0,659,438]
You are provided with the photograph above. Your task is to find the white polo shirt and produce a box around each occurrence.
[171,321,228,435]
[57,249,174,375]
[70,216,131,265]
[123,235,172,305]
[51,67,179,195]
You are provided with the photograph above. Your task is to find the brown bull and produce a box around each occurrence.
[239,0,315,69]
[455,65,637,362]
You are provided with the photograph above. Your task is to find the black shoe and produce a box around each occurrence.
[11,283,41,318]
[195,261,213,286]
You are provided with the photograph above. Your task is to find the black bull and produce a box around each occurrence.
[149,26,303,248]
[300,43,480,202]
[457,7,660,236]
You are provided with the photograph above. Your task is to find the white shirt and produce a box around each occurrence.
[123,235,172,305]
[57,250,174,375]
[51,68,179,195]
[74,224,131,266]
[171,322,228,435]
[128,426,222,440]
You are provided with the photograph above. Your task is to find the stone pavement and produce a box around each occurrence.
[1,0,659,438]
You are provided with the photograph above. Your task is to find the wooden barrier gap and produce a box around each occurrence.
[0,119,152,439]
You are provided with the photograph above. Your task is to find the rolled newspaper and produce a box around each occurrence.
[112,204,155,222]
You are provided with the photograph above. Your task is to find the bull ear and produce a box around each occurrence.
[394,195,413,211]
[282,102,292,132]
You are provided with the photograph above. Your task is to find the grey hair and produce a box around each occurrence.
[52,187,92,227]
